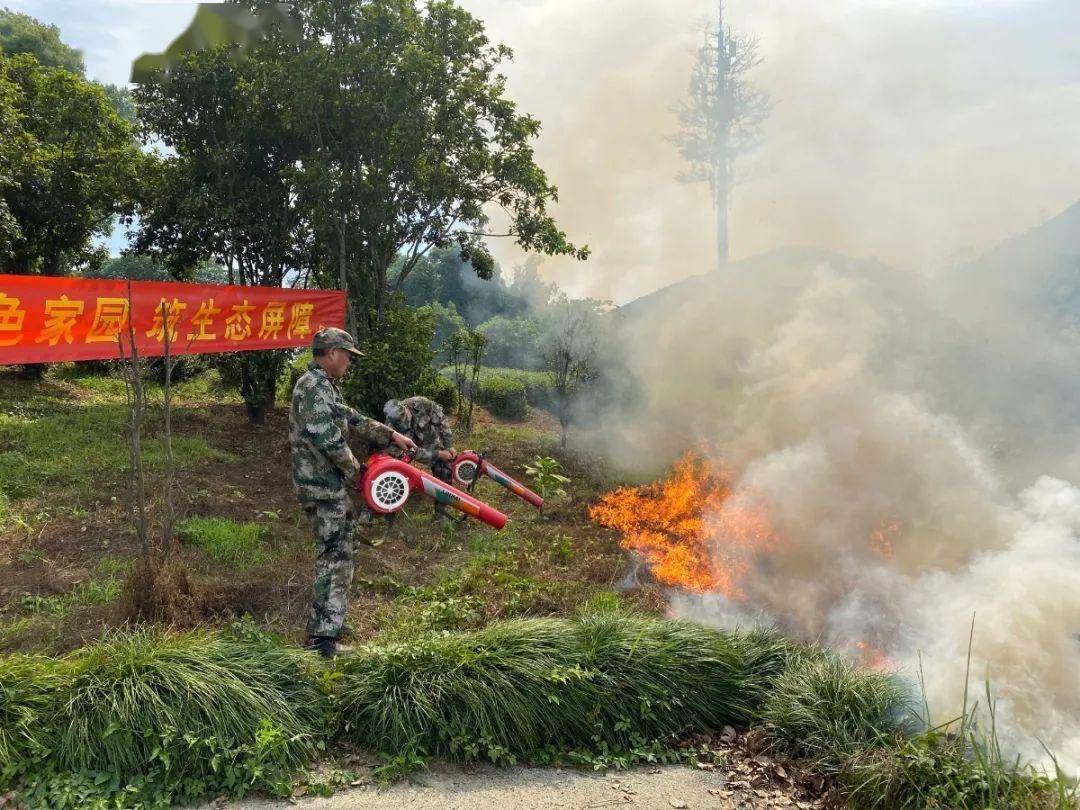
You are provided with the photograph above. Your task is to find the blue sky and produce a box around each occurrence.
[11,0,1080,300]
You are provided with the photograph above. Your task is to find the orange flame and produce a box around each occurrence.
[589,453,778,598]
[871,519,900,558]
[852,641,894,670]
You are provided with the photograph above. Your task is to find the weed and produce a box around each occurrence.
[178,516,271,568]
[16,546,47,565]
[19,579,121,617]
[525,456,570,501]
[0,617,32,648]
[95,556,134,578]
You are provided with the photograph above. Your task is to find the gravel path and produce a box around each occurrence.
[223,762,798,810]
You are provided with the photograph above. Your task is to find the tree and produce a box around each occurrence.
[673,1,769,268]
[0,53,144,276]
[540,298,603,448]
[132,43,312,421]
[478,315,541,369]
[0,9,83,74]
[396,246,526,324]
[88,254,229,284]
[0,9,135,121]
[0,60,22,256]
[282,0,587,332]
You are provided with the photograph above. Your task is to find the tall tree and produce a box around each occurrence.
[133,43,313,422]
[0,9,83,74]
[0,8,135,121]
[0,61,22,255]
[673,1,769,268]
[281,0,587,334]
[0,53,143,275]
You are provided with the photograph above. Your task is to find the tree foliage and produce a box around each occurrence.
[0,54,144,275]
[277,0,588,329]
[0,9,84,75]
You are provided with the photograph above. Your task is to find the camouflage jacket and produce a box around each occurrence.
[387,396,453,465]
[290,361,393,501]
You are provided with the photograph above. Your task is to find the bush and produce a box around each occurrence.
[2,630,329,806]
[477,316,541,369]
[342,305,439,417]
[417,373,458,413]
[336,612,783,764]
[0,654,62,776]
[843,727,1079,809]
[475,375,528,420]
[759,651,912,770]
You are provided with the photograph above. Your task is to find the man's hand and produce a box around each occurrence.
[391,431,417,452]
[437,448,456,462]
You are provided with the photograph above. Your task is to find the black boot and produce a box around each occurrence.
[306,635,354,658]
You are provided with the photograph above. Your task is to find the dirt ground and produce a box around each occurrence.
[0,370,658,653]
[223,762,825,810]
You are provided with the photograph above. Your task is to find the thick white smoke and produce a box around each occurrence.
[598,238,1080,775]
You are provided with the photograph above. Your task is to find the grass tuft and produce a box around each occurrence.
[0,654,63,771]
[178,516,270,568]
[337,611,790,764]
[759,650,913,770]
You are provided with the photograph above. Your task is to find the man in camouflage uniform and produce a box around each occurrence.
[290,328,416,657]
[384,396,457,524]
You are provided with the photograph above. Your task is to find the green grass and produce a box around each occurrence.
[2,629,330,806]
[759,650,913,770]
[19,579,121,617]
[370,524,607,642]
[178,516,271,568]
[337,610,788,765]
[0,371,234,512]
[0,618,32,648]
[845,725,1078,809]
[0,653,63,772]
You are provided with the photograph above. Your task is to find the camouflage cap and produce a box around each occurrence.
[312,327,363,357]
[384,399,410,427]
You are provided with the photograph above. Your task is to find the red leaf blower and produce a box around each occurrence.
[450,451,544,510]
[357,454,508,530]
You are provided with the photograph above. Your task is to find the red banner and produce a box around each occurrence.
[0,274,346,364]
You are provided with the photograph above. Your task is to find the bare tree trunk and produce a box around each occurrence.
[121,284,149,556]
[715,176,729,268]
[337,216,355,335]
[161,302,176,556]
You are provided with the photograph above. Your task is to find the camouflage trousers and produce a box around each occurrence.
[431,459,453,518]
[301,495,355,638]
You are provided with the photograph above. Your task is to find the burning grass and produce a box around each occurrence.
[588,452,778,597]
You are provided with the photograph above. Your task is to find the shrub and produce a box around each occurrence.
[342,305,439,417]
[477,316,541,369]
[417,373,458,413]
[759,650,912,770]
[475,375,528,420]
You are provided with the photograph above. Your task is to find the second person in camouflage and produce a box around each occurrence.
[384,396,457,524]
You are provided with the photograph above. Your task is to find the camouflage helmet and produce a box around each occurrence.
[383,398,410,429]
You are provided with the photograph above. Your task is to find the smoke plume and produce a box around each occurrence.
[597,230,1080,774]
